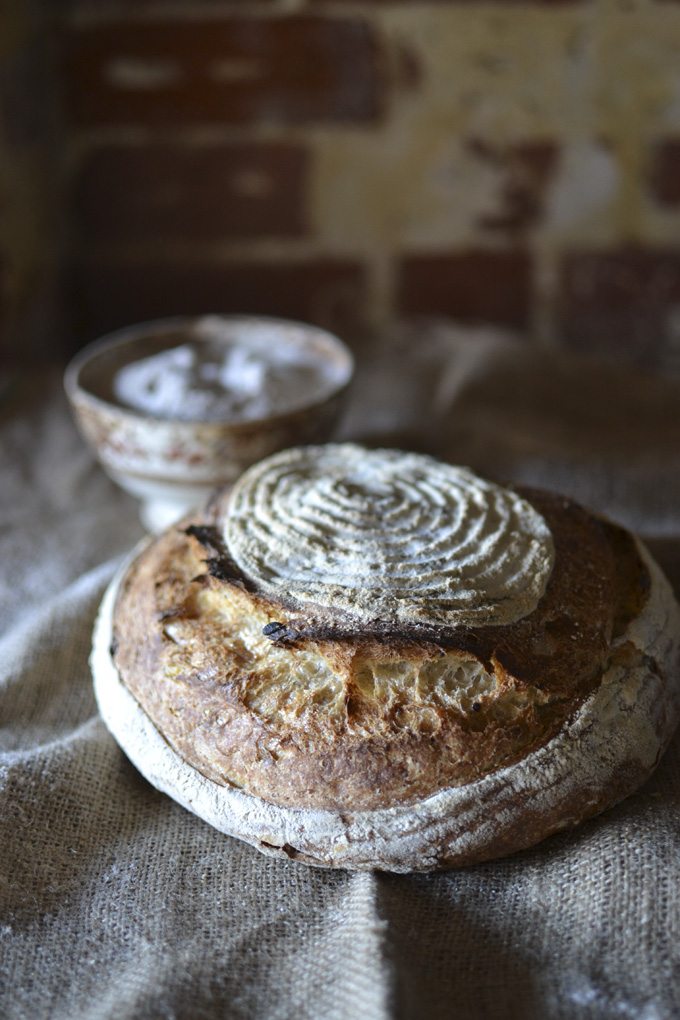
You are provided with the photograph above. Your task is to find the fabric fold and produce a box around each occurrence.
[3,340,680,1019]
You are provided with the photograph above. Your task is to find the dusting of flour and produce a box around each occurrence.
[112,318,347,423]
[225,444,556,629]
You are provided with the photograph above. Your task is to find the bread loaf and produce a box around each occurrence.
[92,445,680,871]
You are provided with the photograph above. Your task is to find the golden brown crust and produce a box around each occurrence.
[111,487,651,813]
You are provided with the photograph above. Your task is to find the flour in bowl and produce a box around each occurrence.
[112,317,349,423]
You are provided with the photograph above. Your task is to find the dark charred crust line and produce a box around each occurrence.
[185,524,228,559]
[207,559,240,583]
[185,524,255,590]
[186,491,650,686]
[262,621,287,637]
[185,521,516,653]
[259,613,497,666]
[186,523,369,631]
[259,840,308,861]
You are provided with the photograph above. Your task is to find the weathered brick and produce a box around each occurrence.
[62,17,385,127]
[468,139,559,235]
[560,249,680,364]
[397,250,532,329]
[61,0,275,6]
[74,143,309,243]
[310,0,586,5]
[649,140,680,206]
[68,257,367,348]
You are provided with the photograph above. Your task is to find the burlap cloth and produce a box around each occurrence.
[3,324,680,1020]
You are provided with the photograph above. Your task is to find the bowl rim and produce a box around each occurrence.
[63,314,355,432]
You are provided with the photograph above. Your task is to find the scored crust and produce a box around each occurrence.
[93,451,680,871]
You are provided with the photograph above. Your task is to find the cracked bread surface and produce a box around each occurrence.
[110,478,654,815]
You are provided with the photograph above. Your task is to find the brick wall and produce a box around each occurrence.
[0,0,59,365]
[8,0,680,366]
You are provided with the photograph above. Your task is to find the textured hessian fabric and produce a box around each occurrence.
[3,331,680,1019]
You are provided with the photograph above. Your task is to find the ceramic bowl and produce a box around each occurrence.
[64,315,354,531]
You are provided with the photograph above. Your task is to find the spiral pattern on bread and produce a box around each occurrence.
[224,444,555,628]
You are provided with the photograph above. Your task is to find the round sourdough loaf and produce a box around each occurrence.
[92,444,680,871]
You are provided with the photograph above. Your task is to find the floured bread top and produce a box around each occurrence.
[224,444,555,629]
